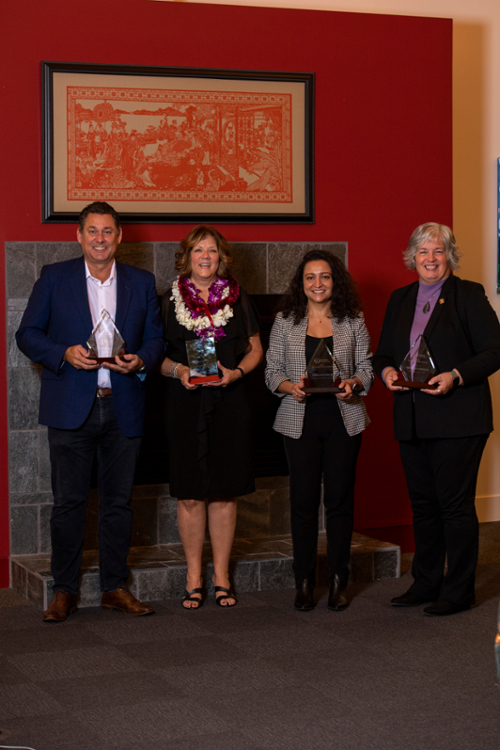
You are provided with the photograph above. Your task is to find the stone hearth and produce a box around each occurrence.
[11,530,400,609]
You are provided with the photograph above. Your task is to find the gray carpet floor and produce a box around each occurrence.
[1,528,499,750]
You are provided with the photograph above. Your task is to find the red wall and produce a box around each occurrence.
[0,0,452,586]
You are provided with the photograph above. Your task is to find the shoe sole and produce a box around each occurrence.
[42,606,77,623]
[101,604,154,616]
[423,606,471,617]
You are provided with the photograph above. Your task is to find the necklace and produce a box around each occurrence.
[422,288,441,314]
[306,308,332,324]
[171,275,240,340]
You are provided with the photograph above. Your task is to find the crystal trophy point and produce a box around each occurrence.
[393,334,438,389]
[186,337,221,384]
[302,338,345,394]
[87,309,126,364]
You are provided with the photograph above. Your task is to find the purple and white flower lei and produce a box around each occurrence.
[171,275,240,341]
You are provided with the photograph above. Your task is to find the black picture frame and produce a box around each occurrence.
[41,60,314,224]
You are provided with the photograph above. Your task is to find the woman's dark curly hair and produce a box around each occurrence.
[281,249,362,324]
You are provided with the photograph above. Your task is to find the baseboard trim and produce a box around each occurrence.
[476,495,500,523]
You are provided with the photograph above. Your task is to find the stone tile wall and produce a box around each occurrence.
[6,240,347,556]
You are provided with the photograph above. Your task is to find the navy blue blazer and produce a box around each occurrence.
[16,256,164,437]
[373,274,500,441]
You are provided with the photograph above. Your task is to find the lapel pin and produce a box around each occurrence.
[439,298,445,304]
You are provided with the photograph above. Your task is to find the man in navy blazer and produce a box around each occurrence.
[16,202,164,622]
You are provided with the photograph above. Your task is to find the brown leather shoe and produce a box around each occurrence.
[43,590,78,623]
[101,586,154,616]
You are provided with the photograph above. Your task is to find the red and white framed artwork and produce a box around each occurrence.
[42,61,314,224]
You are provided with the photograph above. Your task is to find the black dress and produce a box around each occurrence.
[161,287,260,499]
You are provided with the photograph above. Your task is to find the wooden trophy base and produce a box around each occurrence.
[393,378,438,390]
[89,347,127,364]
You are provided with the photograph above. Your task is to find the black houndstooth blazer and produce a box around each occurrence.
[265,313,373,439]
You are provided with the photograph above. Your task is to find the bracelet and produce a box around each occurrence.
[169,362,176,377]
[172,362,181,379]
[235,366,245,379]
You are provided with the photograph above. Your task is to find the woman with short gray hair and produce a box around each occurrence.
[403,222,461,272]
[374,222,500,616]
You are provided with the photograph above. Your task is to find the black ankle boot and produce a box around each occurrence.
[328,574,348,611]
[294,579,315,611]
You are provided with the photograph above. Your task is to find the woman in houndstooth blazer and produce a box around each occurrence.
[265,250,373,612]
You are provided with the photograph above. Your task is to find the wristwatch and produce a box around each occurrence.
[451,369,460,386]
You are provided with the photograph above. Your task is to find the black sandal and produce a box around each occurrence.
[182,587,203,610]
[215,585,237,607]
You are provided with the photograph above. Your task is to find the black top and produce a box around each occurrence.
[305,334,345,434]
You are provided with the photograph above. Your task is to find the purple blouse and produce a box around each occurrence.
[408,277,447,375]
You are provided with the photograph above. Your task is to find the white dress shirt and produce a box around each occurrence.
[85,261,117,389]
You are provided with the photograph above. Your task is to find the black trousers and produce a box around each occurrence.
[48,396,142,596]
[399,434,488,605]
[283,398,362,588]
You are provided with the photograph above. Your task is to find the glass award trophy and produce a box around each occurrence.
[186,337,221,384]
[393,334,438,389]
[87,309,126,364]
[302,338,345,394]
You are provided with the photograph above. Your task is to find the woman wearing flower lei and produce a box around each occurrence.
[160,226,263,609]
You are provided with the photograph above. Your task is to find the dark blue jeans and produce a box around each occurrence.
[48,396,141,596]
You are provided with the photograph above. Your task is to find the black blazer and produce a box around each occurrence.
[373,275,500,440]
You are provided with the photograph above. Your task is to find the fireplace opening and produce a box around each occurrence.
[90,294,289,487]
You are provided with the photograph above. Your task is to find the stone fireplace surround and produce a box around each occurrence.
[6,239,400,604]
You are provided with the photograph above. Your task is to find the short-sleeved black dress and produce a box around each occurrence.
[161,285,260,499]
